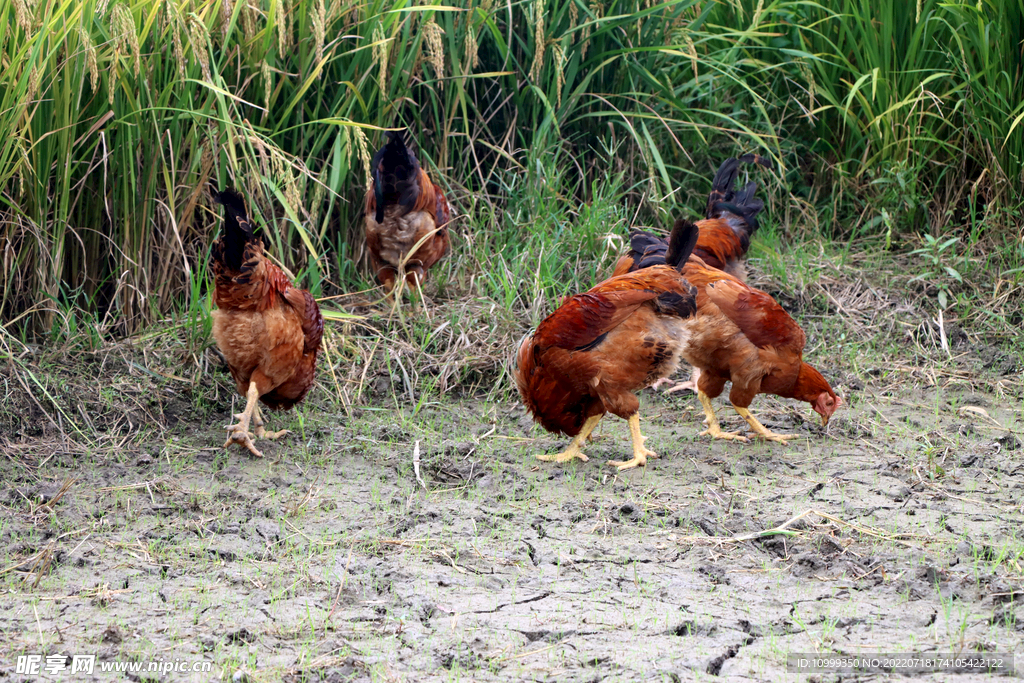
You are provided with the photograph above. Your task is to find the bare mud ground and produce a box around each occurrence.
[2,340,1024,681]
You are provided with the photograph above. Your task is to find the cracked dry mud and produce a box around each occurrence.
[2,381,1023,682]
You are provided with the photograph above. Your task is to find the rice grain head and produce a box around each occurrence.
[79,23,99,92]
[111,3,141,76]
[310,177,326,232]
[751,0,763,28]
[241,0,256,43]
[220,0,233,39]
[262,59,272,108]
[26,65,40,104]
[277,0,291,53]
[529,0,545,82]
[464,16,479,70]
[189,16,212,82]
[312,0,326,64]
[13,0,31,33]
[354,126,372,190]
[373,24,388,95]
[552,41,565,106]
[168,2,186,78]
[683,33,698,81]
[423,19,445,88]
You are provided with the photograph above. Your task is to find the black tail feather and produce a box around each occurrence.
[371,129,421,223]
[704,153,772,235]
[213,187,255,271]
[665,219,699,270]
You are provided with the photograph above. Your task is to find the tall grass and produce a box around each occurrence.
[0,0,1021,339]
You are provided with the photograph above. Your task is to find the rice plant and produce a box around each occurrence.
[0,0,1020,339]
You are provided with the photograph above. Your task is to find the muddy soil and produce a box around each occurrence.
[2,365,1023,682]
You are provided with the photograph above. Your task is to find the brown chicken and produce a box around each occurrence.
[515,221,699,470]
[211,188,324,458]
[613,221,841,443]
[691,153,772,282]
[639,153,771,392]
[363,130,451,298]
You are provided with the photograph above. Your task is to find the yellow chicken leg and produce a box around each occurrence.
[252,404,291,440]
[697,391,749,442]
[607,413,658,470]
[735,407,801,443]
[536,414,602,463]
[224,381,265,458]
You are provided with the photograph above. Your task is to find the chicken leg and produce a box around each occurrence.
[536,414,602,463]
[607,413,658,470]
[735,407,800,443]
[224,381,265,458]
[697,390,749,442]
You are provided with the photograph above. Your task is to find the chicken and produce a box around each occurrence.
[623,153,771,392]
[515,220,699,470]
[613,221,841,443]
[363,130,452,300]
[210,188,324,458]
[691,153,772,282]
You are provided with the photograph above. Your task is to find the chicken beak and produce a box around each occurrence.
[821,413,829,428]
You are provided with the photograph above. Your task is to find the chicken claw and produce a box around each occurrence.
[222,381,265,458]
[735,407,801,443]
[698,425,750,443]
[696,390,750,443]
[607,414,658,470]
[224,421,265,458]
[252,405,290,440]
[535,446,589,464]
[651,368,700,394]
[536,414,601,465]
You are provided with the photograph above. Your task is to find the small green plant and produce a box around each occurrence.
[909,234,964,309]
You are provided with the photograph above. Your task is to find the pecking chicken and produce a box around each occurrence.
[613,221,841,443]
[363,129,451,300]
[210,188,324,458]
[625,153,771,393]
[515,220,699,470]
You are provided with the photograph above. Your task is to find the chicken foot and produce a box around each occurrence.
[697,391,749,442]
[735,407,800,443]
[650,367,700,394]
[224,381,265,458]
[536,414,602,463]
[607,413,658,471]
[252,404,290,440]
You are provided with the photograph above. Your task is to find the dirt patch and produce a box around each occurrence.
[1,354,1022,681]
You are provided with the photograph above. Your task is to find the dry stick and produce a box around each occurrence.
[324,545,355,627]
[413,441,427,490]
[392,351,414,404]
[673,509,927,549]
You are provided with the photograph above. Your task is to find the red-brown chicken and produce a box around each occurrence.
[211,188,324,457]
[515,221,699,470]
[613,221,841,443]
[691,153,772,282]
[363,130,451,299]
[630,153,771,392]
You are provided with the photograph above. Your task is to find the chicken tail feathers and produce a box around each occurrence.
[704,153,772,236]
[371,129,422,223]
[213,187,256,271]
[665,219,699,271]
